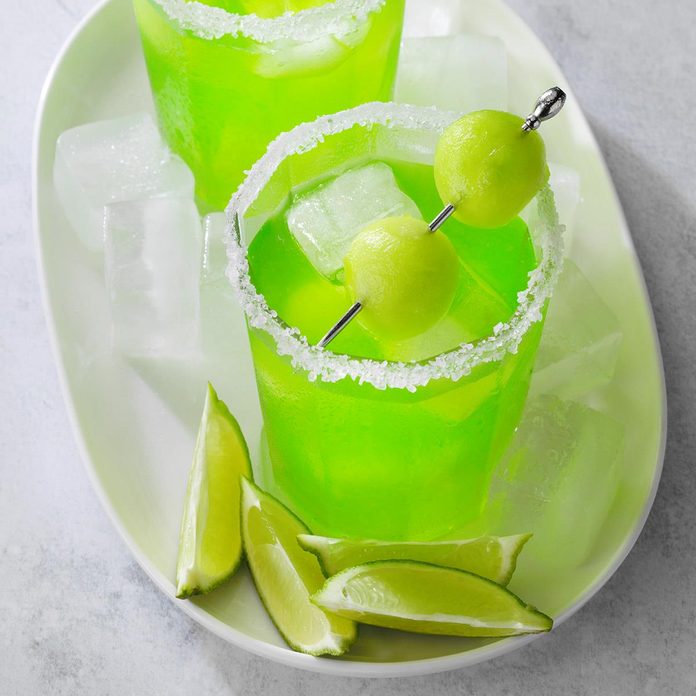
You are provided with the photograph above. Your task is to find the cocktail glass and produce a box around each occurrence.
[225,102,563,541]
[132,0,405,209]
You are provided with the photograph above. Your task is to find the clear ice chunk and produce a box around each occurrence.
[531,260,623,399]
[286,162,422,278]
[384,316,470,364]
[395,35,508,114]
[253,15,370,78]
[199,212,248,356]
[488,395,624,567]
[403,0,467,37]
[247,0,371,76]
[53,113,194,251]
[523,162,581,255]
[201,212,229,288]
[384,271,512,363]
[373,124,441,166]
[254,36,350,78]
[104,196,202,357]
[549,163,581,240]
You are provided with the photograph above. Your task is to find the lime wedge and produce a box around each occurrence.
[175,383,251,599]
[312,561,553,638]
[240,478,357,655]
[298,534,531,585]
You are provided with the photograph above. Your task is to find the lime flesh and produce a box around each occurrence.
[312,561,552,638]
[297,533,531,585]
[241,478,357,655]
[176,383,252,599]
[435,110,549,228]
[344,215,459,340]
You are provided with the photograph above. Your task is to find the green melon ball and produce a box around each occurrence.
[344,215,459,341]
[434,110,549,229]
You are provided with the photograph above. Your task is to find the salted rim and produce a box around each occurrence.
[147,0,387,42]
[224,102,564,391]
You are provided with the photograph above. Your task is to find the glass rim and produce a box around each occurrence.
[146,0,387,43]
[224,102,564,391]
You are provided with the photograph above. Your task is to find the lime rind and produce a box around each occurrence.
[498,532,533,585]
[297,533,532,585]
[240,478,357,656]
[311,560,553,638]
[244,551,354,656]
[175,383,251,599]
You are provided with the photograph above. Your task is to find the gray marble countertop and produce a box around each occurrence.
[2,0,695,693]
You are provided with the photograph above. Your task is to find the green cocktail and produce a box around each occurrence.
[226,103,563,541]
[132,0,404,209]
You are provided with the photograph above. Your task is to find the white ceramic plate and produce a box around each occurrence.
[34,0,667,677]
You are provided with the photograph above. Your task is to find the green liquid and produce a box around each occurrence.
[204,0,329,18]
[132,0,405,209]
[248,159,543,540]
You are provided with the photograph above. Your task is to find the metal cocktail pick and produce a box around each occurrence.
[318,87,567,350]
[522,86,567,132]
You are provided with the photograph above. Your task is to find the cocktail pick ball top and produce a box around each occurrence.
[522,87,567,132]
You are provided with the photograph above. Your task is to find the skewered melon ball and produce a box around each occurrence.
[434,110,549,228]
[343,215,459,341]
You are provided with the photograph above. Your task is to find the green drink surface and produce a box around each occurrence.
[248,159,537,361]
[201,0,330,17]
[246,158,543,540]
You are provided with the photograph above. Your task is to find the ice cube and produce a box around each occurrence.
[201,211,265,290]
[395,35,508,114]
[104,197,201,357]
[549,163,581,239]
[199,212,252,357]
[523,162,581,255]
[250,0,370,77]
[403,0,467,37]
[53,113,194,251]
[373,124,441,166]
[488,395,624,568]
[286,162,422,278]
[531,260,623,399]
[254,34,354,78]
[201,212,229,288]
[385,317,468,363]
[385,270,512,363]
